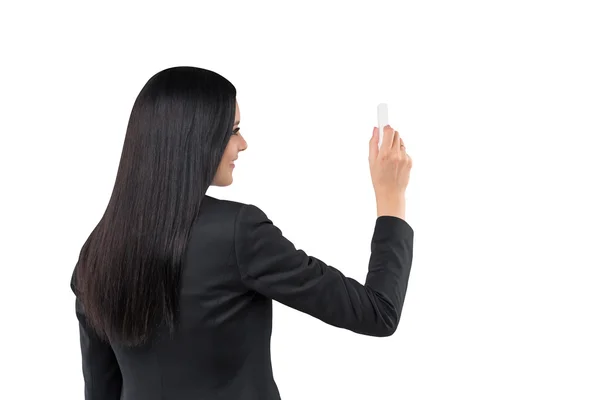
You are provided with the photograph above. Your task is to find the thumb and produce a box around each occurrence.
[369,127,379,162]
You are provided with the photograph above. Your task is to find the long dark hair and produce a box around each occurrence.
[73,66,237,346]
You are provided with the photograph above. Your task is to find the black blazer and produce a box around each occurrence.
[71,195,414,399]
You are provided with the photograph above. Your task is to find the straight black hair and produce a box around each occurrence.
[72,66,237,347]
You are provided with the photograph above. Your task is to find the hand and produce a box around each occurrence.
[369,125,412,218]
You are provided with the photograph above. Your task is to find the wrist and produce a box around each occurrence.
[376,192,406,219]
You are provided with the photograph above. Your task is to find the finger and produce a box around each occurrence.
[392,130,400,152]
[369,127,379,162]
[398,135,406,154]
[381,125,394,149]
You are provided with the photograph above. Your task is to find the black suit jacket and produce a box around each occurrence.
[71,195,414,399]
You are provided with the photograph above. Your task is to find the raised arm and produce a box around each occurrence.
[234,204,414,337]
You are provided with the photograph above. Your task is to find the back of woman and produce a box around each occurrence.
[71,66,414,400]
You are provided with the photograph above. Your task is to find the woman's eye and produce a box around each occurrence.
[232,127,240,135]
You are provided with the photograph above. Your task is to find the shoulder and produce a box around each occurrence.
[201,196,274,244]
[196,197,272,245]
[202,195,269,223]
[193,196,273,257]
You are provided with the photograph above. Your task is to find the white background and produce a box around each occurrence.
[1,1,599,399]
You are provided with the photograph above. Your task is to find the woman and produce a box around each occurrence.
[70,66,414,399]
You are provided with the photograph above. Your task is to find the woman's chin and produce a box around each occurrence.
[212,175,233,187]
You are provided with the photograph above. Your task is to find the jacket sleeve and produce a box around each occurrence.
[233,204,414,337]
[71,271,123,400]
